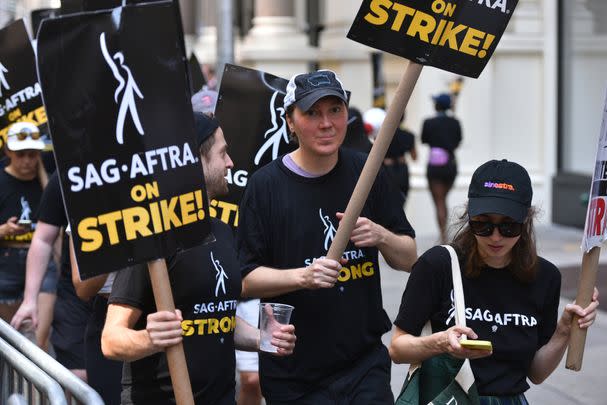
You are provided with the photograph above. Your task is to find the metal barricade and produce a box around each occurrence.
[0,337,65,404]
[0,318,104,405]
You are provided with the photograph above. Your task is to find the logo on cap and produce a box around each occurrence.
[0,62,10,97]
[484,181,515,191]
[307,73,332,87]
[100,33,145,145]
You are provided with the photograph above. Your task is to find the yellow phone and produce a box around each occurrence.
[460,339,493,351]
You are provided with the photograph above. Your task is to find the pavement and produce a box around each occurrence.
[380,224,607,404]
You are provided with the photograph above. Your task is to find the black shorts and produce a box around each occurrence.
[264,343,393,405]
[50,278,91,370]
[0,247,57,302]
[427,161,457,187]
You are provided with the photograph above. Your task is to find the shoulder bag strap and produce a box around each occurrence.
[441,244,476,394]
[442,244,467,331]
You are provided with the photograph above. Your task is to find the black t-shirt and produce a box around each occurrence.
[237,147,415,401]
[109,218,242,405]
[394,246,561,396]
[0,169,42,243]
[385,128,415,159]
[37,172,70,279]
[421,113,462,155]
[38,172,67,227]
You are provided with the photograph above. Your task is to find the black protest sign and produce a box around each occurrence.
[31,8,60,37]
[188,53,206,93]
[214,64,295,228]
[0,20,47,151]
[37,1,210,279]
[347,0,519,78]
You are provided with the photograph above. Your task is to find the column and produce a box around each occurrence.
[178,0,197,55]
[238,0,316,80]
[192,0,218,68]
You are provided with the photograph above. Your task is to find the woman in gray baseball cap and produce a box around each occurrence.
[390,159,600,404]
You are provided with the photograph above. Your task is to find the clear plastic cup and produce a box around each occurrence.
[259,302,294,353]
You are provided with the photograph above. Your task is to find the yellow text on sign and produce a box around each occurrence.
[364,0,496,58]
[77,182,206,252]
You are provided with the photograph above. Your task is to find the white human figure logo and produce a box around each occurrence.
[19,197,31,222]
[446,289,456,326]
[319,208,337,251]
[99,32,144,145]
[254,91,289,166]
[211,251,228,297]
[0,62,10,97]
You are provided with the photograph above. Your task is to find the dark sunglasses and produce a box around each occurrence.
[469,220,523,238]
[11,129,41,141]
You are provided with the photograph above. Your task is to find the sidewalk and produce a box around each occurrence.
[381,224,607,404]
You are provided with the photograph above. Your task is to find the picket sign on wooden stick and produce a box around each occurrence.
[326,61,422,261]
[148,259,195,405]
[566,88,607,371]
[566,246,600,371]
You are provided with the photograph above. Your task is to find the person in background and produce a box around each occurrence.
[235,298,263,405]
[363,106,386,143]
[69,229,122,405]
[390,159,600,404]
[342,107,372,154]
[421,93,462,243]
[1,122,57,351]
[383,113,417,204]
[11,169,91,381]
[192,86,218,114]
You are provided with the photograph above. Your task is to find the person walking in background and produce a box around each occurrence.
[389,159,600,404]
[422,93,462,243]
[1,122,57,351]
[11,169,91,382]
[69,232,122,405]
[383,113,417,204]
[342,107,372,154]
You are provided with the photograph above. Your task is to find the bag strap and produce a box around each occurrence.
[441,244,476,394]
[441,245,467,330]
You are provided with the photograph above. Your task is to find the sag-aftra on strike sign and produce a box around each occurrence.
[36,2,211,279]
[348,0,518,78]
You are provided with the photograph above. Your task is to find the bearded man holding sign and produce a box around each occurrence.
[237,70,417,403]
[101,113,296,405]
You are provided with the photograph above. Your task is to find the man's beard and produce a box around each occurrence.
[205,171,228,200]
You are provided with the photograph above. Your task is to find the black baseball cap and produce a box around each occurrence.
[283,70,348,112]
[193,112,219,149]
[468,159,532,223]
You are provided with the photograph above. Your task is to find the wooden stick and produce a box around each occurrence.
[326,61,423,261]
[148,259,194,405]
[565,246,600,371]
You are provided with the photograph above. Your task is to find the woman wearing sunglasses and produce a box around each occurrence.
[0,122,54,341]
[389,159,600,404]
